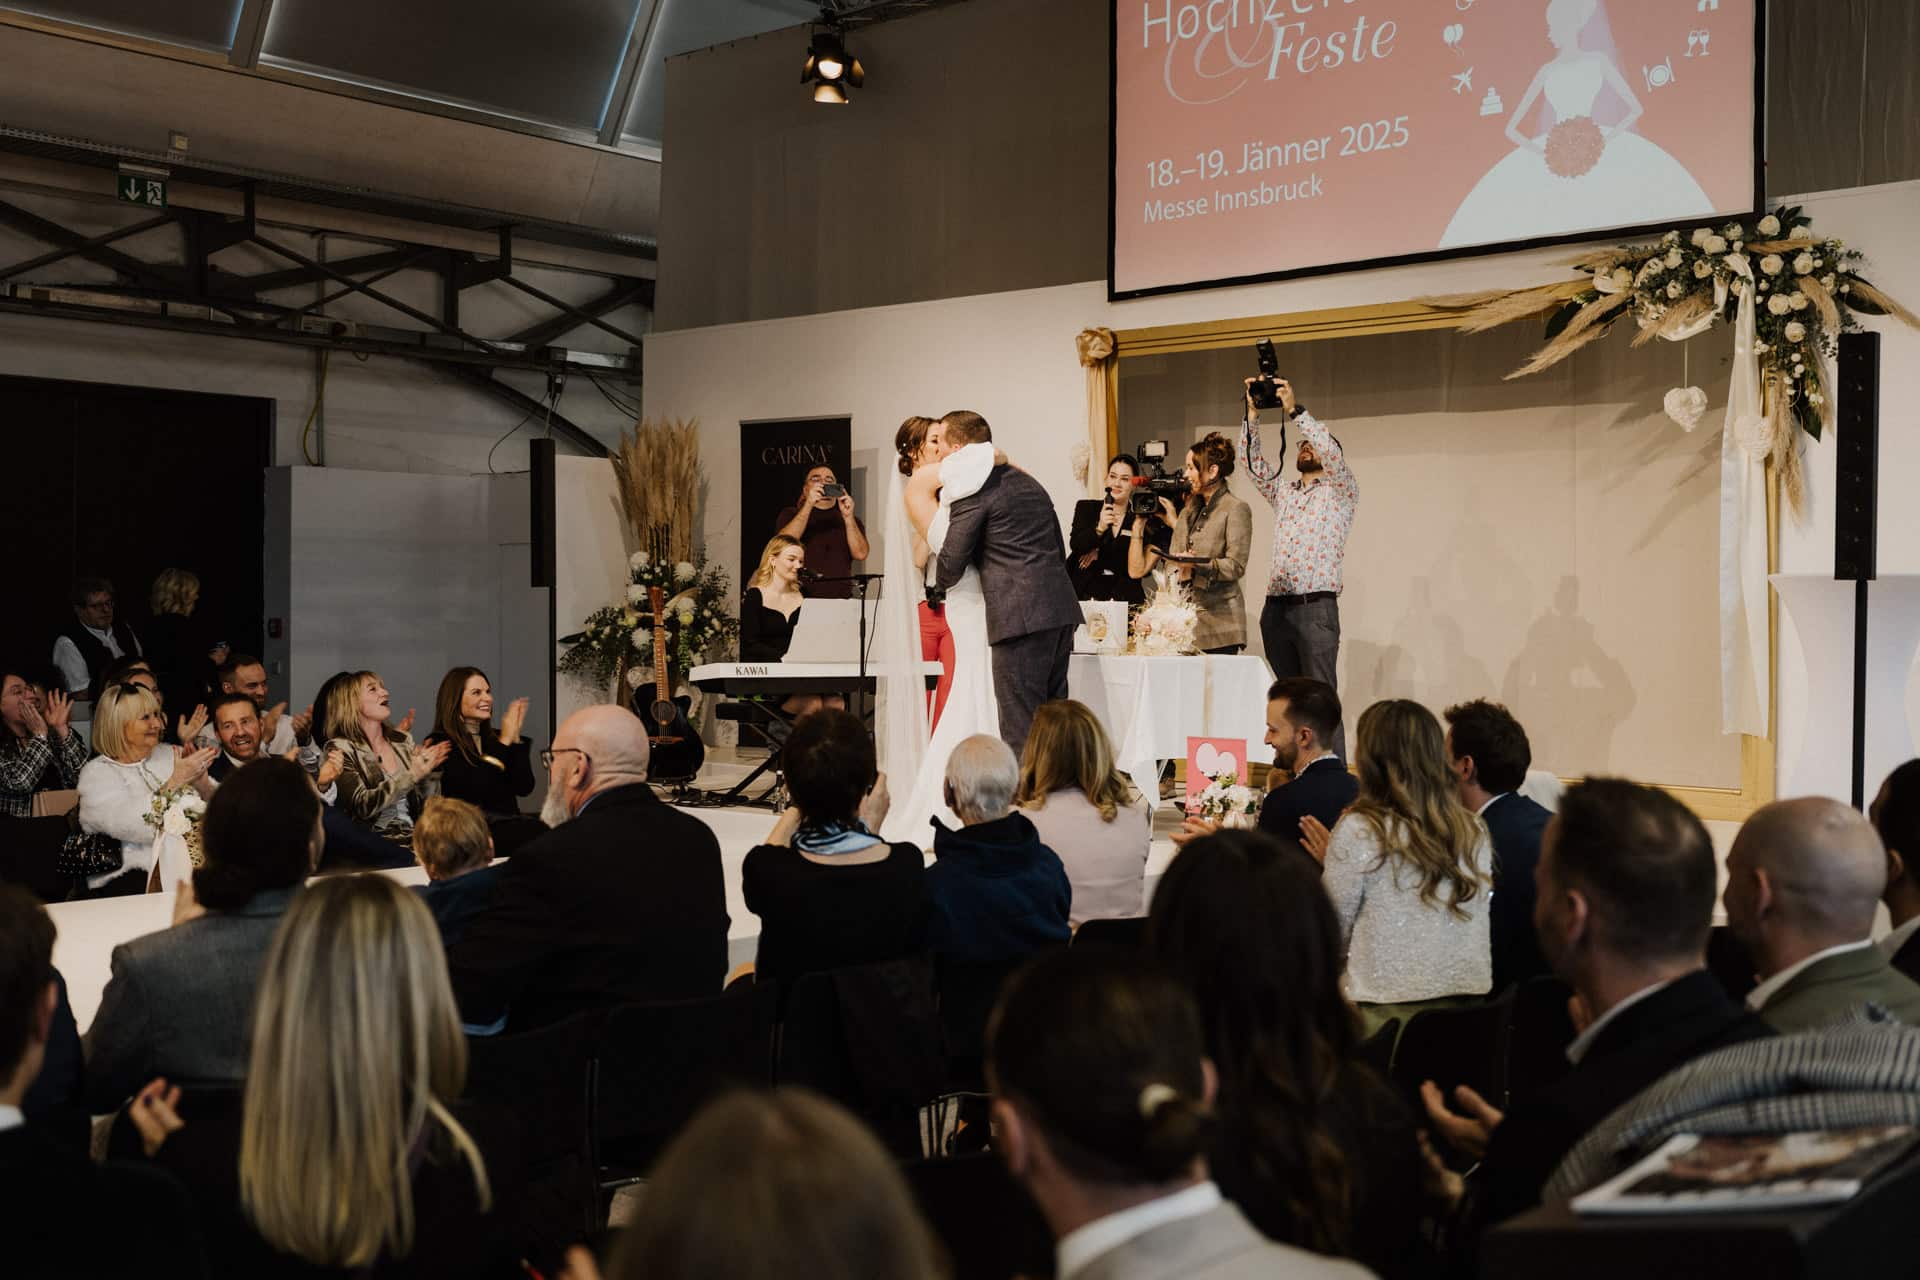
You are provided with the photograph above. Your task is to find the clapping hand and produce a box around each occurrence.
[498,697,530,746]
[316,747,345,790]
[767,806,803,848]
[260,701,287,746]
[129,1079,186,1158]
[290,703,314,744]
[1298,814,1332,863]
[18,692,49,738]
[171,876,204,927]
[176,703,209,747]
[168,745,218,790]
[410,738,452,780]
[1169,816,1221,849]
[1420,1081,1504,1163]
[43,688,73,736]
[395,707,416,736]
[858,771,892,833]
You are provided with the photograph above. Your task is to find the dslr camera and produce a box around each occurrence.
[1128,438,1189,517]
[1246,337,1284,410]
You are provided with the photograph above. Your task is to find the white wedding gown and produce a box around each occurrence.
[1440,55,1713,248]
[879,445,999,847]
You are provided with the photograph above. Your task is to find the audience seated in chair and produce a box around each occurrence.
[1013,699,1151,928]
[1,665,88,819]
[126,875,523,1278]
[76,681,218,898]
[1420,778,1773,1247]
[1722,796,1920,1032]
[1302,699,1492,1033]
[51,574,142,698]
[571,1089,945,1280]
[425,666,545,855]
[1871,759,1920,984]
[987,947,1371,1280]
[196,653,324,768]
[927,735,1071,968]
[447,705,729,1032]
[1148,829,1421,1278]
[743,708,927,987]
[84,756,321,1113]
[1444,699,1553,992]
[0,884,209,1279]
[325,670,449,838]
[411,796,503,950]
[1177,679,1356,866]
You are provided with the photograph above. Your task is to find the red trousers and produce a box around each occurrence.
[918,600,955,731]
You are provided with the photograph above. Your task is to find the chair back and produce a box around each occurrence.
[0,814,74,903]
[1071,916,1148,948]
[778,953,946,1158]
[1505,975,1577,1105]
[464,1010,601,1243]
[1390,989,1516,1107]
[595,984,778,1180]
[30,789,79,818]
[904,1152,1055,1280]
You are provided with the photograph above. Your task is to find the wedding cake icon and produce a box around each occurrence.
[1479,85,1504,116]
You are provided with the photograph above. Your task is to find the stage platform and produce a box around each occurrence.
[47,746,1190,1035]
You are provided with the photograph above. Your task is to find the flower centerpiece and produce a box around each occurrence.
[1189,771,1262,830]
[559,546,739,696]
[1131,575,1200,656]
[146,785,207,868]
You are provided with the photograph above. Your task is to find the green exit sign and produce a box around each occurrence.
[117,175,167,208]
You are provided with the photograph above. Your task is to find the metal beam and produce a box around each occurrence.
[498,274,649,349]
[249,231,501,353]
[597,0,670,147]
[268,247,436,330]
[0,197,182,291]
[437,366,610,458]
[228,0,277,68]
[243,248,427,293]
[505,277,653,348]
[0,212,173,284]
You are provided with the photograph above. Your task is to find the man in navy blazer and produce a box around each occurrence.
[1176,678,1354,864]
[1446,699,1552,991]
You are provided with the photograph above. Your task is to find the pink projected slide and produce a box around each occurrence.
[1111,0,1760,297]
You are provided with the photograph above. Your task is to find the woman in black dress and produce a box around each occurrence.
[740,534,841,718]
[423,667,543,855]
[1066,454,1167,604]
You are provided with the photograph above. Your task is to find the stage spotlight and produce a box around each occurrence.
[802,28,864,103]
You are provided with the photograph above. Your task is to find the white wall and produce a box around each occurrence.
[643,182,1920,803]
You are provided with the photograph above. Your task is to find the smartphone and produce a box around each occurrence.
[820,482,846,499]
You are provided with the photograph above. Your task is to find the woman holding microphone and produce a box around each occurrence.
[1066,454,1167,605]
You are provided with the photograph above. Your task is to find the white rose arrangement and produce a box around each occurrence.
[1191,773,1262,829]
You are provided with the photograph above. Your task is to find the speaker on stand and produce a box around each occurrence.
[1834,332,1880,808]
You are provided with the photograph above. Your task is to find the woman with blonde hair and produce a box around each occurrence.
[75,680,217,897]
[1303,699,1493,1031]
[325,671,450,838]
[144,567,226,726]
[741,534,841,718]
[1013,699,1150,926]
[128,873,520,1277]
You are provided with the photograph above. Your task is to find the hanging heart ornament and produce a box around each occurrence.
[1663,385,1708,432]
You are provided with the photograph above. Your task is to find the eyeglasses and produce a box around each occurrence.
[539,747,589,770]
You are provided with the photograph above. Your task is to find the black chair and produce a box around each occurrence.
[1357,1018,1399,1080]
[0,815,75,903]
[1505,974,1577,1106]
[1390,989,1516,1109]
[1071,916,1149,949]
[935,955,1031,1091]
[904,1152,1055,1280]
[778,954,947,1159]
[594,983,779,1192]
[464,1010,602,1242]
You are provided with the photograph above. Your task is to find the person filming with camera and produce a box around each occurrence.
[774,464,870,600]
[1239,369,1357,752]
[1128,432,1253,654]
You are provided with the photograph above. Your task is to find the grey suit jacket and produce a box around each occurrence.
[935,463,1084,645]
[1073,1202,1375,1280]
[1759,943,1920,1034]
[83,885,300,1111]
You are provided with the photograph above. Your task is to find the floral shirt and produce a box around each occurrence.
[1237,411,1358,597]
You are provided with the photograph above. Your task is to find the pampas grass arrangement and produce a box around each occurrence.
[610,418,703,563]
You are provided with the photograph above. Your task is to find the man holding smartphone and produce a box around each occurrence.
[774,464,870,599]
[1238,373,1357,754]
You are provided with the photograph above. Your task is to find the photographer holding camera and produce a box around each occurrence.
[775,464,870,600]
[1127,432,1253,654]
[1238,370,1357,754]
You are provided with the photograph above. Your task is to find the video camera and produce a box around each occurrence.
[1128,438,1188,517]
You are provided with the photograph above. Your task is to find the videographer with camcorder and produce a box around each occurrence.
[1238,343,1358,753]
[1127,432,1252,654]
[775,463,870,599]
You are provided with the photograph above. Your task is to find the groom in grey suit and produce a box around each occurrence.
[933,410,1085,755]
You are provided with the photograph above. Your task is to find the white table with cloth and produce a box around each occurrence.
[1068,653,1275,807]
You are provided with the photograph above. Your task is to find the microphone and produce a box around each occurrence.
[797,568,821,584]
[558,630,587,644]
[806,572,885,584]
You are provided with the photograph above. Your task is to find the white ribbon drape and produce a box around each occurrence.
[1719,255,1770,737]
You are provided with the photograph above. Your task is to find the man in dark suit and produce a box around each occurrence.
[0,885,208,1278]
[1422,778,1773,1238]
[1724,796,1920,1032]
[932,410,1085,756]
[1177,678,1355,864]
[448,704,729,1032]
[1871,759,1920,982]
[1445,699,1553,991]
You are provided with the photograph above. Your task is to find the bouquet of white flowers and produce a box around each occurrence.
[147,786,207,867]
[1190,771,1261,829]
[1131,576,1200,656]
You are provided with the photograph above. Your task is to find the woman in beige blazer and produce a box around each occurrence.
[1129,432,1254,653]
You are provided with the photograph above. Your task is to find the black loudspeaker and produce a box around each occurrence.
[529,437,557,588]
[1834,332,1880,583]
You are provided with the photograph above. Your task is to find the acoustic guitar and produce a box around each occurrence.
[629,584,706,782]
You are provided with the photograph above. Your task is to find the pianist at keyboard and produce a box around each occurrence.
[739,535,843,721]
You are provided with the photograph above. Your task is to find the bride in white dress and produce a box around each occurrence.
[875,424,999,847]
[1440,0,1713,248]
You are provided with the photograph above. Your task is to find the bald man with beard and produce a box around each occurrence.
[1723,797,1920,1032]
[447,705,729,1032]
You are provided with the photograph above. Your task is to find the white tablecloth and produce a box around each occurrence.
[1069,654,1275,807]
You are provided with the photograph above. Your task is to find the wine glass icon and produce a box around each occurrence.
[1686,28,1711,57]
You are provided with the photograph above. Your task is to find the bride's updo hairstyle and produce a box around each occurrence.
[987,947,1215,1186]
[895,416,938,476]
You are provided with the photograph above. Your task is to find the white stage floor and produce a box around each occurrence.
[49,747,1189,1035]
